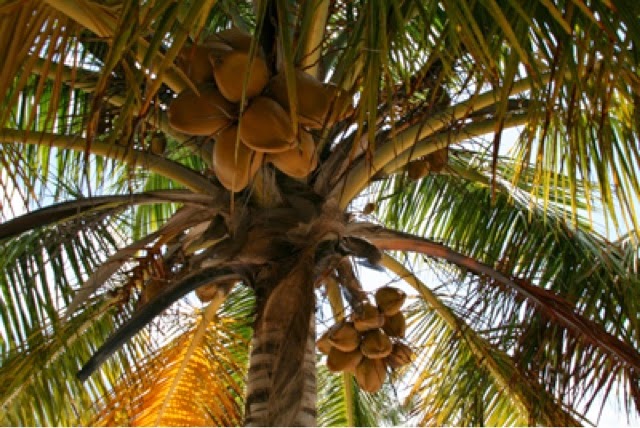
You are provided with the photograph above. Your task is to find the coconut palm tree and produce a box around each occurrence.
[1,0,640,426]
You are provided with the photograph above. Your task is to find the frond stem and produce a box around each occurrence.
[0,129,215,195]
[334,74,549,207]
[365,227,640,373]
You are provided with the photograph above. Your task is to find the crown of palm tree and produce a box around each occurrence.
[1,0,640,426]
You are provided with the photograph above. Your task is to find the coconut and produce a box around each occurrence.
[195,283,219,303]
[382,311,406,338]
[385,342,414,369]
[268,69,353,129]
[375,286,406,316]
[426,147,448,172]
[267,129,317,177]
[177,44,216,84]
[207,27,253,51]
[353,302,385,332]
[326,347,363,373]
[213,125,263,192]
[212,49,269,103]
[327,321,361,352]
[407,158,430,180]
[354,357,387,393]
[360,329,393,359]
[150,132,166,155]
[239,96,296,153]
[317,332,333,355]
[168,84,237,136]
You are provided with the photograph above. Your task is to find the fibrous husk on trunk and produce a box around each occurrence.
[212,50,269,102]
[326,347,363,373]
[355,357,387,393]
[267,129,318,178]
[353,302,385,332]
[239,96,296,153]
[168,84,237,136]
[213,125,263,192]
[375,286,406,316]
[360,329,392,359]
[385,342,414,369]
[327,321,360,352]
[268,69,353,129]
[382,311,406,338]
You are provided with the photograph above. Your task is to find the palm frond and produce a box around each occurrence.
[366,170,640,415]
[88,285,253,427]
[0,216,144,426]
[382,254,581,426]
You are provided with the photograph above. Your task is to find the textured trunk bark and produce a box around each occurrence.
[244,315,316,427]
[243,255,317,427]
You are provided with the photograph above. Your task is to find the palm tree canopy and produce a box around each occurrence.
[1,0,640,426]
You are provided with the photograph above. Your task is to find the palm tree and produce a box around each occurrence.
[1,0,640,426]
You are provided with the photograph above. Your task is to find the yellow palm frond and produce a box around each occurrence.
[90,301,249,427]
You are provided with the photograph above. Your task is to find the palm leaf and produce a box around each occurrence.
[89,285,253,426]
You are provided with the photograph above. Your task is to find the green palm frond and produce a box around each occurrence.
[0,218,142,426]
[366,170,640,416]
[382,254,581,426]
[1,0,640,426]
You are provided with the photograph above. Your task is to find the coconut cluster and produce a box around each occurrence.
[317,286,414,393]
[168,27,353,192]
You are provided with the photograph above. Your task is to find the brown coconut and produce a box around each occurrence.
[426,147,449,172]
[150,132,166,155]
[353,302,385,332]
[212,49,269,103]
[177,44,216,84]
[385,342,414,369]
[213,125,263,192]
[360,329,393,359]
[382,311,406,338]
[269,69,353,129]
[168,84,237,136]
[195,283,219,303]
[407,158,430,180]
[317,332,333,355]
[267,129,317,177]
[327,321,361,352]
[207,27,253,51]
[355,357,387,393]
[239,96,296,153]
[375,286,406,316]
[326,347,363,373]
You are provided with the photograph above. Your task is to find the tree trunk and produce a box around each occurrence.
[244,313,316,426]
[243,253,318,427]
